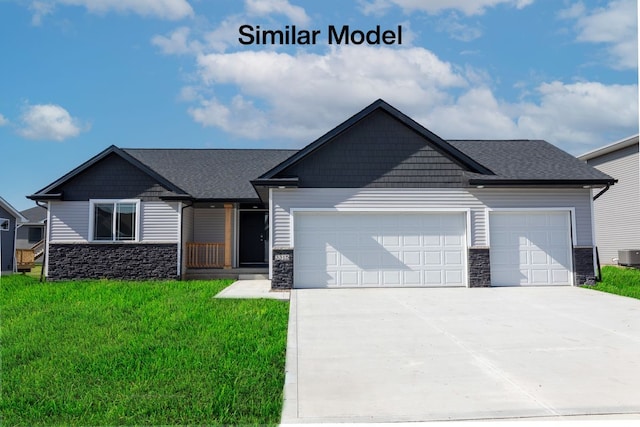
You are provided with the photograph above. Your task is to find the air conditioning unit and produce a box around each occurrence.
[618,250,640,266]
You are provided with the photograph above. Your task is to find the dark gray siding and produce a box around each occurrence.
[52,153,170,201]
[0,206,16,272]
[278,110,467,188]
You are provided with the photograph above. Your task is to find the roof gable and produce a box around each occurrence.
[0,197,27,222]
[29,146,187,201]
[259,99,493,188]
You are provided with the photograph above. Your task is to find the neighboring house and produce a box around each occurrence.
[29,99,614,288]
[16,206,47,264]
[578,135,640,265]
[0,197,27,274]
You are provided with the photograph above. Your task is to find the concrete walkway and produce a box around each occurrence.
[281,286,640,423]
[215,279,289,300]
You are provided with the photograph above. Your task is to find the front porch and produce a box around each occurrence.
[182,202,269,280]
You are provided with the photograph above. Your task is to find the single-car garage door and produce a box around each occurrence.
[489,211,573,286]
[293,212,467,288]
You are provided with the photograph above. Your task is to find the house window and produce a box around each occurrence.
[91,200,139,242]
[28,227,43,244]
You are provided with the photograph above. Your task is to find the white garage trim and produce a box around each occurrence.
[290,207,472,247]
[292,209,469,288]
[486,207,577,245]
[488,209,575,287]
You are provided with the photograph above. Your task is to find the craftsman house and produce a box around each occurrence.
[29,100,615,288]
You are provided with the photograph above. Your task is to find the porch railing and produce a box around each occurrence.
[186,242,225,268]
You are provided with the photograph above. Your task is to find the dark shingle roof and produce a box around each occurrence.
[20,206,47,223]
[448,140,615,184]
[123,149,297,200]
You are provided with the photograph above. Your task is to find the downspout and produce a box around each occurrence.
[180,201,194,280]
[36,201,48,282]
[592,184,610,201]
[13,222,22,273]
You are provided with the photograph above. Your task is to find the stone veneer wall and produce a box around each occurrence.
[272,248,294,290]
[48,243,178,280]
[468,247,491,287]
[574,246,596,285]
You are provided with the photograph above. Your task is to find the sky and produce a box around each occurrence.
[0,0,638,211]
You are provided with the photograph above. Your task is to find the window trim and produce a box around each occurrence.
[89,199,141,243]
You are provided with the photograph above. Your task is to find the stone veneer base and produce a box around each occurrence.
[48,243,179,280]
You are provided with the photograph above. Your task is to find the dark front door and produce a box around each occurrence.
[239,211,268,266]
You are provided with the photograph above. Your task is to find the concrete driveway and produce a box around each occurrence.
[281,287,640,423]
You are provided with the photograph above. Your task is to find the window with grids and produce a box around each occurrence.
[91,201,139,241]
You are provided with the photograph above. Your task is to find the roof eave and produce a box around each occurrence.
[578,134,639,161]
[27,193,63,201]
[468,178,617,187]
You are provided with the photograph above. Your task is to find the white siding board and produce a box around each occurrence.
[272,188,593,248]
[50,201,89,242]
[588,146,640,263]
[141,202,180,242]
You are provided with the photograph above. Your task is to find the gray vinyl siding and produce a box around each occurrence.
[271,188,593,248]
[0,205,17,272]
[49,201,180,243]
[276,109,468,188]
[587,144,640,263]
[193,209,226,243]
[140,202,180,242]
[16,225,45,249]
[50,201,89,242]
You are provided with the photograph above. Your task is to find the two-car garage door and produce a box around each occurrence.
[293,212,467,288]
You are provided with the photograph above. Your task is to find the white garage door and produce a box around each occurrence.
[489,211,573,286]
[293,212,467,288]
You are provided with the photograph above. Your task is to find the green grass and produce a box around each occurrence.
[591,265,640,300]
[0,275,290,426]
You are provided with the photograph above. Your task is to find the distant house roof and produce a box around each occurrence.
[0,197,27,222]
[578,134,639,161]
[20,206,47,224]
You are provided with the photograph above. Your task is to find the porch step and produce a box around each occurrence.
[184,268,268,281]
[238,273,269,280]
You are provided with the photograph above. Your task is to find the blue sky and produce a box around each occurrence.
[1,0,638,211]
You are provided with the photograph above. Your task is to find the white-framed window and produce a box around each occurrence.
[89,200,140,242]
[0,218,9,232]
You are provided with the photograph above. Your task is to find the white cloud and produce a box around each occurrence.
[245,0,310,25]
[18,104,88,141]
[186,44,637,153]
[561,0,638,69]
[0,114,8,127]
[29,0,193,22]
[29,1,55,25]
[515,81,639,151]
[436,12,483,41]
[152,27,202,55]
[359,0,534,16]
[189,46,467,139]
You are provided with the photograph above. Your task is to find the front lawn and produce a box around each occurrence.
[591,265,640,300]
[0,275,289,426]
